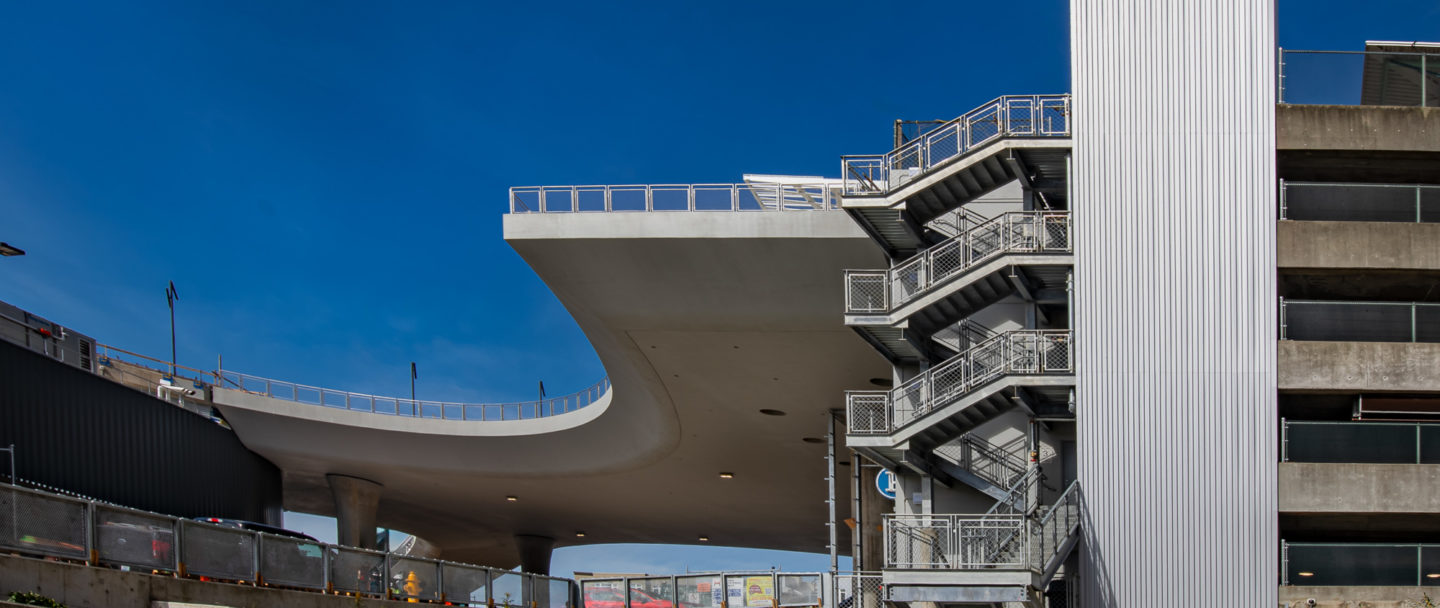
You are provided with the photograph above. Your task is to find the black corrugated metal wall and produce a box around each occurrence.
[0,339,282,523]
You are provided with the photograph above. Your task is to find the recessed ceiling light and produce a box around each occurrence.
[759,409,786,416]
[576,532,586,538]
[506,496,518,502]
[1428,573,1440,579]
[698,535,710,542]
[868,378,893,388]
[802,437,825,444]
[719,472,735,479]
[1297,571,1314,577]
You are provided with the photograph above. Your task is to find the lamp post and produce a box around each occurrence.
[165,281,178,377]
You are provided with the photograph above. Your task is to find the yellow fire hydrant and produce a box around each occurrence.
[403,570,421,603]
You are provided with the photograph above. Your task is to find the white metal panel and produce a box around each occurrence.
[1070,0,1277,605]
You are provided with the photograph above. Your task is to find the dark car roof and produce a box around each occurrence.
[194,517,318,542]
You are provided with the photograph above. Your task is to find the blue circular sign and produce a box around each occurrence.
[876,469,897,501]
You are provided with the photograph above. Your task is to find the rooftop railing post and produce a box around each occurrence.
[688,185,695,212]
[540,188,547,214]
[1279,297,1288,340]
[605,187,613,212]
[1278,47,1290,104]
[1278,179,1287,219]
[645,187,653,212]
[1281,417,1298,463]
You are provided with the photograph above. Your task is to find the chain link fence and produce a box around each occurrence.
[0,481,575,606]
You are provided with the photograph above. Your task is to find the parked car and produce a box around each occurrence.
[192,517,318,542]
[585,587,627,608]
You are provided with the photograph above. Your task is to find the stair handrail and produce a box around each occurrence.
[889,329,1074,431]
[959,433,1027,487]
[840,94,1071,195]
[843,210,1071,314]
[927,208,990,240]
[1032,480,1082,582]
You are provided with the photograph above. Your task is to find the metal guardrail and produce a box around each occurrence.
[1282,541,1440,586]
[844,212,1071,314]
[884,480,1079,572]
[1279,49,1439,107]
[0,481,574,605]
[933,434,1027,493]
[217,370,610,421]
[846,330,1073,436]
[1281,420,1440,464]
[1279,299,1440,343]
[509,183,843,214]
[580,571,831,608]
[1280,180,1440,222]
[841,95,1071,195]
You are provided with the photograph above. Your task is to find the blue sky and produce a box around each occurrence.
[2,0,1438,578]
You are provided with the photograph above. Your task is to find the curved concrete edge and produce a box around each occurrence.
[213,385,611,437]
[503,206,868,241]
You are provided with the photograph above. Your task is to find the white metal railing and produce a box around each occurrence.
[508,183,842,214]
[841,95,1071,195]
[1279,180,1440,222]
[884,480,1080,573]
[216,370,609,421]
[846,331,1073,436]
[844,212,1071,314]
[1279,298,1440,343]
[581,571,833,608]
[0,481,574,605]
[933,434,1026,492]
[1280,49,1439,107]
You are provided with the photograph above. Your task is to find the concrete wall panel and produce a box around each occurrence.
[1071,0,1277,604]
[1278,221,1440,271]
[1279,340,1440,392]
[1278,105,1440,152]
[1279,463,1440,514]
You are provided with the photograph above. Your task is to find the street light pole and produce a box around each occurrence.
[165,281,179,377]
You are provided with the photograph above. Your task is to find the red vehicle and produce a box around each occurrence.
[585,587,675,608]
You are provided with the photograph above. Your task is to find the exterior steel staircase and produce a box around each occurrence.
[845,330,1074,472]
[844,212,1072,364]
[882,479,1082,608]
[840,95,1072,256]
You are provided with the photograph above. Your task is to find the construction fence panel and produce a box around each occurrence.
[389,555,442,602]
[329,545,388,596]
[0,486,89,561]
[93,504,176,571]
[180,520,256,581]
[441,562,491,606]
[259,534,326,590]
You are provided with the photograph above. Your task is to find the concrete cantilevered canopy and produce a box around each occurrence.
[213,209,889,567]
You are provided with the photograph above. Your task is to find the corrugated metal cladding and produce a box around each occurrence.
[1070,1,1277,605]
[0,339,282,524]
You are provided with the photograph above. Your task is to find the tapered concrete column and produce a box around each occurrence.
[514,534,555,575]
[327,474,383,550]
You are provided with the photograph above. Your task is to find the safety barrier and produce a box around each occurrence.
[509,183,842,214]
[844,212,1071,314]
[847,331,1073,436]
[1280,180,1440,222]
[1282,420,1440,464]
[1280,49,1439,107]
[885,480,1079,573]
[0,482,574,606]
[582,572,850,608]
[1279,299,1440,343]
[841,95,1070,195]
[1282,541,1440,586]
[217,369,609,421]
